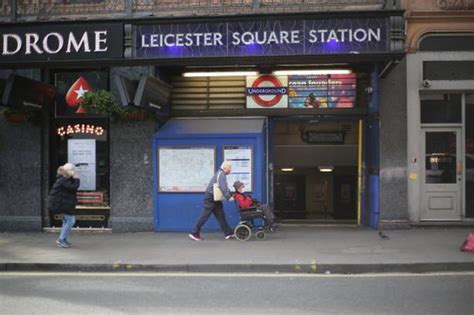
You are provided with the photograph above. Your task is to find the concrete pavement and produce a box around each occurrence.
[0,227,473,273]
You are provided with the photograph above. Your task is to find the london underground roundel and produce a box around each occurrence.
[246,75,288,109]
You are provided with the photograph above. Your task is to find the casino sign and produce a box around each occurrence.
[246,75,288,109]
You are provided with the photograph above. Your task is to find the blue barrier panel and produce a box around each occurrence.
[152,118,266,232]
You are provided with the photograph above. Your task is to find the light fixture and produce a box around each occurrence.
[281,168,294,172]
[182,71,259,77]
[272,69,352,75]
[318,166,334,173]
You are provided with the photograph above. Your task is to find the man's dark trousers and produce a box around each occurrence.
[192,195,233,235]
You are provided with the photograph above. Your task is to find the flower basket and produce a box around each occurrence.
[4,111,29,123]
[120,110,151,121]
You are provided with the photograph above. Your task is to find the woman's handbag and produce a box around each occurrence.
[213,172,224,201]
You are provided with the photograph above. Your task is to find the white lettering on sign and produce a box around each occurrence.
[140,32,224,48]
[43,32,63,54]
[138,27,381,50]
[94,31,108,52]
[2,34,22,55]
[308,28,380,43]
[25,33,42,55]
[1,31,110,56]
[231,31,301,45]
[66,32,90,53]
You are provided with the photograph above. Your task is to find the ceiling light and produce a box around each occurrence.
[272,69,352,75]
[281,168,294,172]
[182,71,259,77]
[318,166,334,173]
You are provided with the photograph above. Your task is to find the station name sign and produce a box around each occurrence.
[133,17,390,59]
[0,23,123,62]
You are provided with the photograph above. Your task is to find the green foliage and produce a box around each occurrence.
[80,90,121,117]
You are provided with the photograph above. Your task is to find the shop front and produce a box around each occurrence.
[0,10,405,232]
[404,0,474,225]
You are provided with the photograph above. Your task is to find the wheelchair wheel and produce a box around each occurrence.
[255,230,266,240]
[235,224,251,241]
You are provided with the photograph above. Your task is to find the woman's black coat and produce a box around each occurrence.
[48,175,80,215]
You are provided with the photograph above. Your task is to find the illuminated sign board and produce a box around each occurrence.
[57,124,104,136]
[133,17,390,59]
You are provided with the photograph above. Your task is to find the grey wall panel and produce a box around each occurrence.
[0,122,42,231]
[0,69,43,232]
[109,120,155,232]
[379,57,409,224]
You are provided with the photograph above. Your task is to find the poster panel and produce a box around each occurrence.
[224,145,253,192]
[67,139,96,191]
[288,74,356,108]
[159,147,215,192]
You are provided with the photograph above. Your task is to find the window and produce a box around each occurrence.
[421,94,461,124]
[423,61,474,81]
[425,132,456,184]
[419,35,474,52]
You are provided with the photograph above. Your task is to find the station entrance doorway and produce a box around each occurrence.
[271,119,361,224]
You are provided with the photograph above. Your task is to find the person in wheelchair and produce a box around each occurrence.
[232,180,276,230]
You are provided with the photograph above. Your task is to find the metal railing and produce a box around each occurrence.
[2,0,387,21]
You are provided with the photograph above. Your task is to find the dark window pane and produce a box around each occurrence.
[421,94,461,124]
[423,61,474,80]
[425,132,456,184]
[419,35,474,51]
[466,94,474,217]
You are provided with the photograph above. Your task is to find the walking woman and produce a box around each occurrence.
[48,163,80,248]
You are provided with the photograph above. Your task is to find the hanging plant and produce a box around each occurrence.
[79,90,122,118]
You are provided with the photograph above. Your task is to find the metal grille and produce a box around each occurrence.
[0,0,11,16]
[9,0,387,20]
[170,76,246,111]
[132,0,384,13]
[16,0,126,16]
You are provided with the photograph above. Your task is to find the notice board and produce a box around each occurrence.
[158,146,215,192]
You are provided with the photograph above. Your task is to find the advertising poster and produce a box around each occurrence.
[224,145,252,191]
[246,75,288,109]
[67,139,96,191]
[288,74,356,108]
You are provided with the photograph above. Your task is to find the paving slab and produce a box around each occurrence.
[0,227,473,273]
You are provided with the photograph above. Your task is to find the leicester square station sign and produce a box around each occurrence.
[0,23,123,63]
[133,17,392,59]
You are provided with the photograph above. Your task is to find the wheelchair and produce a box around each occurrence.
[234,205,270,241]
